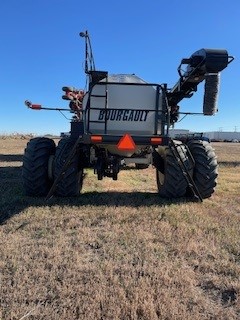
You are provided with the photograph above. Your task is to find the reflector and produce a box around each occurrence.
[91,135,102,143]
[151,137,162,145]
[31,104,42,110]
[117,134,136,151]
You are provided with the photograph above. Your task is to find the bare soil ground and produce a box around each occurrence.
[0,137,239,320]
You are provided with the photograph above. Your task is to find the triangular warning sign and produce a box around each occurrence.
[117,134,136,151]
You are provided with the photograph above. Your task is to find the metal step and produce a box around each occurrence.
[90,94,107,98]
[88,120,106,123]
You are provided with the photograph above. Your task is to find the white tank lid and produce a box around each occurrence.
[105,74,147,84]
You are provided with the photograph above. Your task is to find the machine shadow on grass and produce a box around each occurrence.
[0,164,189,225]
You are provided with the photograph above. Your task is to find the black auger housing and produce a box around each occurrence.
[168,49,234,115]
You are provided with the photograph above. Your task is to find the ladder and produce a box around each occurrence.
[87,79,108,134]
[169,139,203,202]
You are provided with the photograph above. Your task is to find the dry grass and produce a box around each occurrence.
[0,138,239,320]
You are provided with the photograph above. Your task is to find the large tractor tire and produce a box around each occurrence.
[187,140,218,199]
[156,144,189,198]
[22,137,56,196]
[54,138,83,197]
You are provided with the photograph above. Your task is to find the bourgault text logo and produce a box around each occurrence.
[98,109,149,121]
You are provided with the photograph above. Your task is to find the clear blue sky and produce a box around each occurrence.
[1,0,239,135]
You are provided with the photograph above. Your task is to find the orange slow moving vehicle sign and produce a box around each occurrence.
[117,134,136,151]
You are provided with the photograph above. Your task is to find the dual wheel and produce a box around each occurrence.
[22,137,83,197]
[22,138,218,199]
[156,140,218,199]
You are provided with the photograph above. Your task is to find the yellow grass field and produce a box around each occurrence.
[0,137,239,320]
